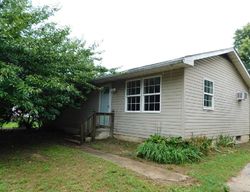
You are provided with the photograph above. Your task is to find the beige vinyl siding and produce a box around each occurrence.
[111,68,184,139]
[184,56,249,137]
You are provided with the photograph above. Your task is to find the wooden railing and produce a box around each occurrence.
[79,111,114,144]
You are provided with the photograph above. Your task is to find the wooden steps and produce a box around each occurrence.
[64,134,82,144]
[64,137,81,145]
[64,135,92,145]
[64,111,115,145]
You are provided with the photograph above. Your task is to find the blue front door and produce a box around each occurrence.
[99,86,110,126]
[100,86,110,113]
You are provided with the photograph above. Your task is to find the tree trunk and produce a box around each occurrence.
[25,123,33,130]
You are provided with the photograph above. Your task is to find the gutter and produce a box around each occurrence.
[94,58,192,84]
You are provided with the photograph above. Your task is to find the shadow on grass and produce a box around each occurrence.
[0,129,66,157]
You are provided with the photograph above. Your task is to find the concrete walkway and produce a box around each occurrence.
[82,146,189,184]
[228,163,250,192]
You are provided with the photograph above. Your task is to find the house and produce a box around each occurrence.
[54,48,250,143]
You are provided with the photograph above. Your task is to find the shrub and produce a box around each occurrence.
[188,136,213,155]
[137,135,212,164]
[215,135,235,148]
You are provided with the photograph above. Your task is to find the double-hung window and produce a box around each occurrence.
[126,80,141,111]
[203,79,214,109]
[126,76,161,112]
[143,77,161,111]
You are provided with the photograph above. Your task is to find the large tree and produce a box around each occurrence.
[234,23,250,69]
[0,0,107,129]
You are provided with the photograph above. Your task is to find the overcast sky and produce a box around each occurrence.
[33,0,250,70]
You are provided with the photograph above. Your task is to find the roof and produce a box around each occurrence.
[94,48,250,87]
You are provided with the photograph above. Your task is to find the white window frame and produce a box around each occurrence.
[125,78,141,112]
[125,75,161,113]
[203,78,214,110]
[142,76,161,113]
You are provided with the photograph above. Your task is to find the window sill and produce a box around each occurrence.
[125,111,161,113]
[125,111,141,113]
[142,111,161,113]
[203,107,214,111]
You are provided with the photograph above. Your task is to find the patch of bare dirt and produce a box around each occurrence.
[30,153,49,162]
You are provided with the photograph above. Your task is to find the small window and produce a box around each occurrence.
[126,80,141,111]
[203,79,214,109]
[143,77,161,111]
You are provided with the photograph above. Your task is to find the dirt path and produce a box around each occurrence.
[227,163,250,192]
[82,146,189,184]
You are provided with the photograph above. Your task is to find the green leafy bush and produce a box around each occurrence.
[215,135,235,148]
[189,136,213,155]
[137,135,212,164]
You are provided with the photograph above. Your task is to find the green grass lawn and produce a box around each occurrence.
[0,144,168,192]
[1,122,19,129]
[1,132,250,192]
[90,139,250,192]
[168,145,250,192]
[0,131,168,192]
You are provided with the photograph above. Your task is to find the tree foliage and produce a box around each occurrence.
[234,23,250,69]
[0,0,107,128]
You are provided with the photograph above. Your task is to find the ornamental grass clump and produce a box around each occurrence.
[137,135,212,164]
[189,136,213,155]
[215,135,235,148]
